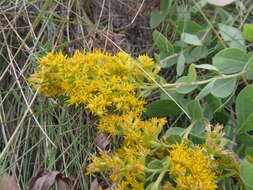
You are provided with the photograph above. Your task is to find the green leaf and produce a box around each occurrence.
[245,147,253,157]
[164,127,184,144]
[176,53,185,76]
[206,94,222,112]
[186,46,209,63]
[165,127,185,136]
[158,52,179,68]
[176,20,204,34]
[195,80,215,100]
[237,134,253,146]
[245,57,253,80]
[211,78,236,98]
[147,159,164,170]
[176,76,198,94]
[189,133,206,144]
[237,112,253,134]
[207,0,236,6]
[152,30,174,53]
[160,91,183,101]
[213,48,249,74]
[246,57,253,74]
[145,183,157,190]
[188,100,203,121]
[166,134,182,144]
[236,85,253,127]
[195,64,219,72]
[181,33,202,46]
[145,100,182,117]
[239,159,253,189]
[150,7,170,28]
[160,0,170,10]
[188,64,197,81]
[243,24,253,42]
[219,24,246,50]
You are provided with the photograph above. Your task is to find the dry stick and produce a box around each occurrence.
[124,0,146,29]
[193,0,227,48]
[4,42,56,147]
[0,11,94,28]
[103,1,111,51]
[0,0,55,107]
[2,14,57,146]
[0,4,59,166]
[153,170,166,190]
[160,53,180,64]
[183,121,197,140]
[101,33,191,119]
[2,14,31,78]
[0,94,8,145]
[0,89,39,161]
[95,0,106,32]
[239,4,253,29]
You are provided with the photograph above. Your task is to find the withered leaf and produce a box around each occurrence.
[57,179,71,190]
[0,173,20,190]
[28,169,71,190]
[95,133,110,150]
[90,178,99,190]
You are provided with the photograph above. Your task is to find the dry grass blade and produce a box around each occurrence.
[0,173,20,190]
[28,169,71,190]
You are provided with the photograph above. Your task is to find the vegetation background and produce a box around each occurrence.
[1,0,253,189]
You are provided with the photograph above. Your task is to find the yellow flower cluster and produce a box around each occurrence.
[29,50,166,189]
[168,143,217,190]
[28,50,160,116]
[29,50,236,190]
[89,115,166,189]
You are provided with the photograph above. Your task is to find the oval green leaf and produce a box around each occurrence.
[145,99,182,117]
[213,48,249,74]
[239,159,253,189]
[243,24,253,42]
[195,64,219,72]
[211,78,236,98]
[152,30,174,53]
[237,112,253,134]
[207,0,236,6]
[176,76,198,94]
[181,32,202,46]
[188,100,203,121]
[218,24,246,50]
[195,80,215,100]
[176,53,185,76]
[150,7,170,28]
[236,85,253,128]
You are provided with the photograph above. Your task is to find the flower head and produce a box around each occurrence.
[28,50,160,117]
[168,143,217,190]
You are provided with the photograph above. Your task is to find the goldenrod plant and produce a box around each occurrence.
[28,50,160,116]
[3,0,253,189]
[28,50,250,190]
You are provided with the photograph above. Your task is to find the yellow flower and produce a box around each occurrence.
[29,49,166,190]
[168,143,217,190]
[89,113,166,189]
[28,50,160,116]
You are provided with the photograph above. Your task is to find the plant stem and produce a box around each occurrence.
[152,170,167,190]
[144,70,246,89]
